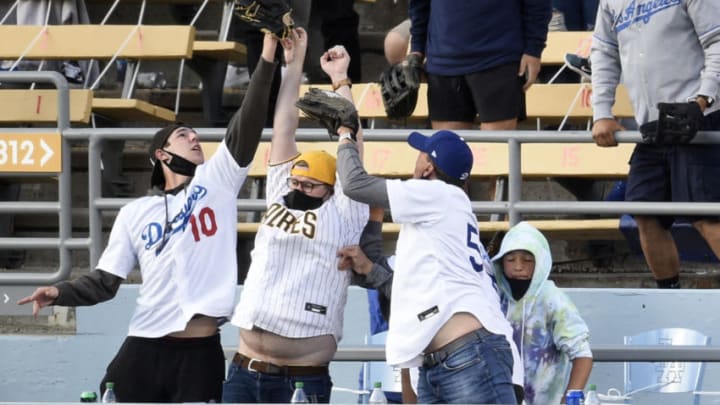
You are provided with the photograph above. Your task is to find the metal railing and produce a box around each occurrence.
[2,119,720,283]
[330,345,720,363]
[0,71,75,285]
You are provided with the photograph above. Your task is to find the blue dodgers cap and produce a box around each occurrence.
[407,130,473,181]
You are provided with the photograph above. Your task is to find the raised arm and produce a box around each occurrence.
[270,28,308,164]
[226,33,279,167]
[320,45,364,159]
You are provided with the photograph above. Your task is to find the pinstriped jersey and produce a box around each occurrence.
[231,159,369,342]
[98,142,247,338]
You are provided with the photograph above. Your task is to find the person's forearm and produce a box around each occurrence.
[564,357,593,400]
[53,269,122,306]
[365,258,393,299]
[225,58,278,167]
[337,143,389,208]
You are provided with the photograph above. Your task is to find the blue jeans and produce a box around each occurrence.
[417,331,517,404]
[222,362,333,403]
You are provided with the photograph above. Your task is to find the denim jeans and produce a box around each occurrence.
[417,331,517,404]
[222,361,333,403]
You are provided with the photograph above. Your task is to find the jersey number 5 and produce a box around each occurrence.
[466,223,484,273]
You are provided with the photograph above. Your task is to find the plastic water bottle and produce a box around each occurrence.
[368,381,387,404]
[585,384,601,405]
[101,382,116,403]
[290,381,309,404]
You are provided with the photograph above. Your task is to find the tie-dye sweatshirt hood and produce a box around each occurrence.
[492,222,592,405]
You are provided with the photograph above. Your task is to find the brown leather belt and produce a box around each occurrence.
[422,327,494,368]
[232,353,329,376]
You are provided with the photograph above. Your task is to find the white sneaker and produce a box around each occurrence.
[224,65,250,89]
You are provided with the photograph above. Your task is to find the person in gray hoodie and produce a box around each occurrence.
[492,222,593,405]
[590,0,720,288]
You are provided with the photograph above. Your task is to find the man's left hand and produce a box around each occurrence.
[519,54,542,91]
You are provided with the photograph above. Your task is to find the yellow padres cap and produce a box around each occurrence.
[291,150,337,186]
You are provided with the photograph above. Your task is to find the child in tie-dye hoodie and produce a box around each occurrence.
[492,222,593,405]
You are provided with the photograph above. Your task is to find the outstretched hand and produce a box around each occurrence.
[282,27,308,67]
[17,286,59,317]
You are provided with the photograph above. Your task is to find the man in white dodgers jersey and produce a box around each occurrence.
[17,32,282,404]
[222,30,369,404]
[336,129,519,403]
[338,208,525,404]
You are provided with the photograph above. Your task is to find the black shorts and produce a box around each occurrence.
[427,62,526,123]
[100,334,225,403]
[625,110,720,228]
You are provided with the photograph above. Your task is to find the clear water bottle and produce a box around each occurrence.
[368,381,387,404]
[585,384,601,405]
[290,381,309,404]
[101,382,117,403]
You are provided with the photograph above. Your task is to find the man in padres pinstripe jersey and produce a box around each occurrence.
[336,129,518,404]
[222,28,369,404]
[17,34,281,404]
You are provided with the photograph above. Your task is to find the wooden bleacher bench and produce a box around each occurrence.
[0,24,199,123]
[192,40,247,64]
[0,89,93,124]
[0,25,194,60]
[543,31,594,65]
[297,82,633,123]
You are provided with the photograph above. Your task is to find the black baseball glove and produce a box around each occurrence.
[296,88,359,139]
[233,0,294,40]
[380,53,422,120]
[640,102,704,145]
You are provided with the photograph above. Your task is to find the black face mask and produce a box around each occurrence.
[284,189,325,211]
[507,278,532,301]
[162,149,196,177]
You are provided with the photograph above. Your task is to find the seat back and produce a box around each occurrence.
[362,331,402,394]
[624,328,709,395]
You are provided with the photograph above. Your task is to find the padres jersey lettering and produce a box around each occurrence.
[232,159,369,342]
[261,203,317,238]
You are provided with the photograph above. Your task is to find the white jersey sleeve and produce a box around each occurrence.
[96,206,136,279]
[386,179,445,225]
[201,140,250,193]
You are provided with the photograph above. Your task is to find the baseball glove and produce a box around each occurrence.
[640,102,703,145]
[296,88,359,139]
[380,53,422,120]
[233,0,294,40]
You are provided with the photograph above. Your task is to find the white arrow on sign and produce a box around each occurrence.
[40,139,54,167]
[3,293,8,304]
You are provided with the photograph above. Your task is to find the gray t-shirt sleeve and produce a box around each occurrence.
[53,269,122,307]
[336,143,390,208]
